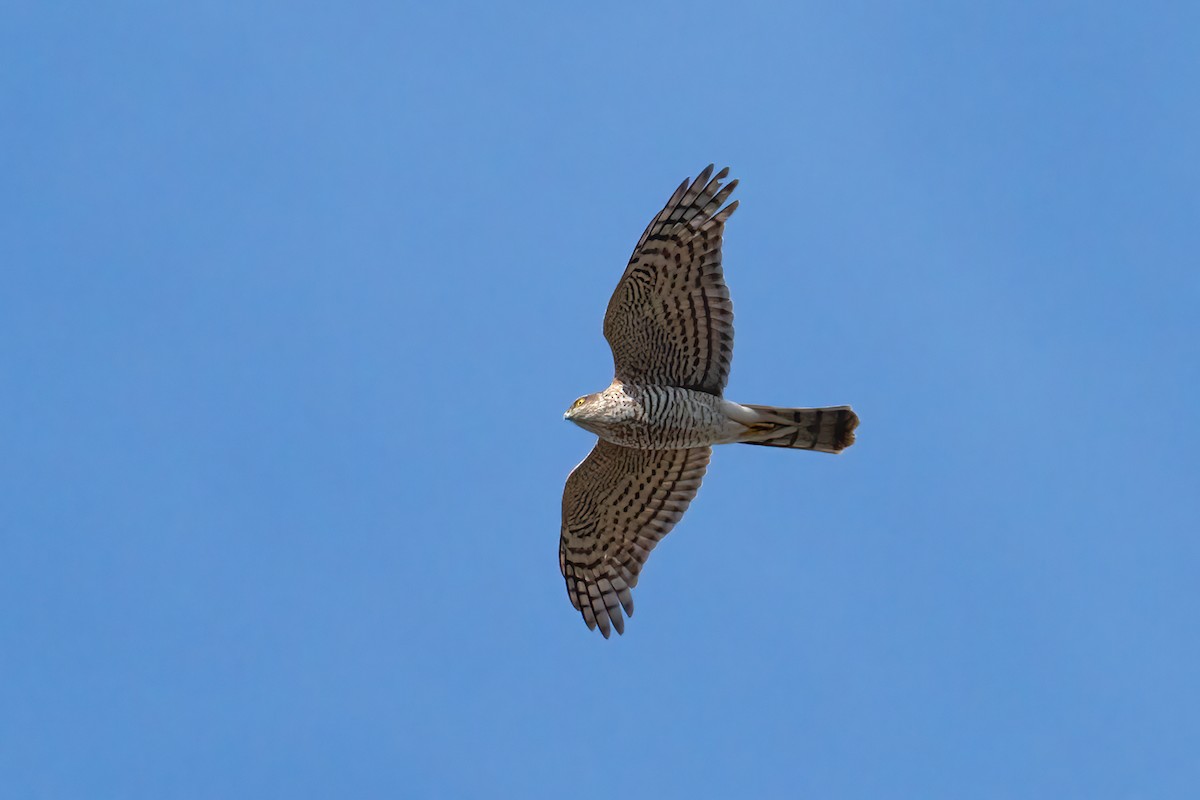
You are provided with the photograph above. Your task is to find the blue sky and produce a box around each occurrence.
[3,2,1198,797]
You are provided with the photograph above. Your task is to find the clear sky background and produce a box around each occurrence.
[3,3,1198,798]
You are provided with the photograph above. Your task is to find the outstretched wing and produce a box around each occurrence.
[559,440,711,638]
[603,164,738,396]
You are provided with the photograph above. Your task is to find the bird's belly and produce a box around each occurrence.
[596,388,732,450]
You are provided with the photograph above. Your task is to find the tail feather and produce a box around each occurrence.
[736,405,858,454]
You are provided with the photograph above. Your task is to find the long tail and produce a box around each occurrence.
[735,404,858,453]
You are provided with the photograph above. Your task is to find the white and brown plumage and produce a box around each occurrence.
[560,165,859,638]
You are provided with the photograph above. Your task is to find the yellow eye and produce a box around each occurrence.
[573,396,587,408]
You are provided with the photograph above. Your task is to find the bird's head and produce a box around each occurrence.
[565,383,629,434]
[564,394,596,424]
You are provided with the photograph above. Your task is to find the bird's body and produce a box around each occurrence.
[559,165,859,638]
[568,381,857,453]
[567,381,743,450]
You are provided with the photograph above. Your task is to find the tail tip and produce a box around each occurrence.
[836,409,860,452]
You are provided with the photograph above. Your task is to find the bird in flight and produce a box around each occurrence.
[559,164,859,638]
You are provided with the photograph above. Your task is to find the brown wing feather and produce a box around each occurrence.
[559,440,711,638]
[603,165,738,396]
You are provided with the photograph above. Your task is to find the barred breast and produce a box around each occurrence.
[597,385,735,450]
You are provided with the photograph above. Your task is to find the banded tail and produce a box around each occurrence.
[736,404,858,454]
